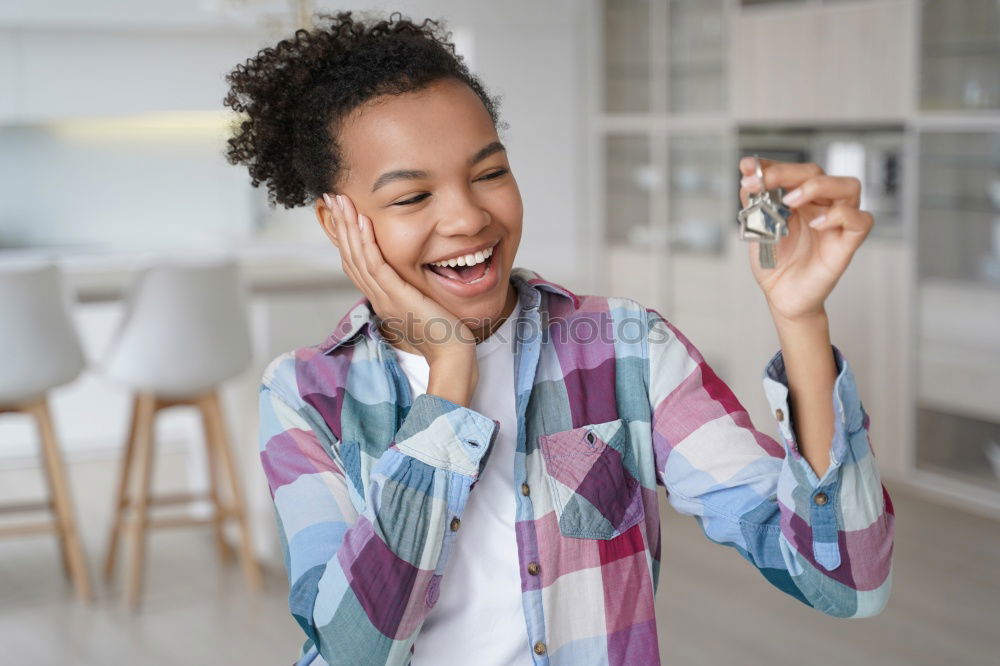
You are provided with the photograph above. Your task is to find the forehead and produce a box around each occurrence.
[337,79,497,174]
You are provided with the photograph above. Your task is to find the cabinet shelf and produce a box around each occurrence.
[669,61,725,73]
[922,43,1000,57]
[918,196,1000,214]
[915,407,1000,495]
[922,35,1000,52]
[918,154,1000,169]
[916,463,1000,493]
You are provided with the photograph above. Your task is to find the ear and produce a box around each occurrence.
[315,196,339,249]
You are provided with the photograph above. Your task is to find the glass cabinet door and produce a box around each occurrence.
[603,0,654,113]
[668,0,727,114]
[917,131,1000,284]
[667,133,728,253]
[915,129,1000,493]
[920,0,1000,110]
[604,135,658,248]
[603,134,663,307]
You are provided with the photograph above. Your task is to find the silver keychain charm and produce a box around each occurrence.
[737,155,791,269]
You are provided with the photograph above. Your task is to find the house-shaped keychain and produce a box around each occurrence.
[737,155,792,268]
[737,190,791,241]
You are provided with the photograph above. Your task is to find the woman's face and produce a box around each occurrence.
[317,77,523,337]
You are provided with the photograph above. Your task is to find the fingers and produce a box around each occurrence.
[738,158,861,208]
[780,174,861,208]
[739,155,776,173]
[355,201,405,298]
[809,204,874,236]
[738,159,820,208]
[740,160,824,193]
[324,193,374,297]
[333,193,393,303]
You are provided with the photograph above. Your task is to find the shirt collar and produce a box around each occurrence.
[317,266,579,355]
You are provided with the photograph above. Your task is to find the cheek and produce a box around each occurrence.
[497,191,523,249]
[375,222,426,275]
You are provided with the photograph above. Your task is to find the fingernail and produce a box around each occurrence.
[323,193,334,210]
[740,175,760,188]
[809,214,826,228]
[357,214,365,231]
[782,188,802,205]
[336,194,345,212]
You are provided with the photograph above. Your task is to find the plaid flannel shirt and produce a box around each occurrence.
[258,267,895,666]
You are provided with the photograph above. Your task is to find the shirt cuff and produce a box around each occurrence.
[761,344,864,484]
[392,392,500,478]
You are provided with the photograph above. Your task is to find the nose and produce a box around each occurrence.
[434,185,491,237]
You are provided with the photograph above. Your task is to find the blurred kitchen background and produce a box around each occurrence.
[1,0,998,664]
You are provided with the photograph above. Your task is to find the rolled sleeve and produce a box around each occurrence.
[393,393,500,478]
[761,344,864,488]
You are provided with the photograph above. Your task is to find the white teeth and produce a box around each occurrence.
[429,245,494,267]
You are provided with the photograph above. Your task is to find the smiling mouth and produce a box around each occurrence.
[424,251,494,284]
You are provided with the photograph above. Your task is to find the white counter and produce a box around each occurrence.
[0,241,354,302]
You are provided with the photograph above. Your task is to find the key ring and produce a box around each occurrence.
[736,154,792,268]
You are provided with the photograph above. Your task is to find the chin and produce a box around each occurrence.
[417,246,514,327]
[458,296,509,325]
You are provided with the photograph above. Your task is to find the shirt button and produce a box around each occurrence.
[533,641,547,655]
[527,562,540,576]
[521,483,530,496]
[775,408,784,422]
[450,517,461,531]
[814,492,829,506]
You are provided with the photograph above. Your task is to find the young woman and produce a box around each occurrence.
[226,11,895,666]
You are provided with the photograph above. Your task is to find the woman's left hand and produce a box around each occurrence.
[738,157,874,322]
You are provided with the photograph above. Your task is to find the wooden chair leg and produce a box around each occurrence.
[199,402,234,564]
[198,390,262,590]
[30,397,92,603]
[103,394,141,583]
[36,432,72,582]
[125,392,157,610]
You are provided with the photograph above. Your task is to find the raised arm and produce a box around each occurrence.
[645,308,894,617]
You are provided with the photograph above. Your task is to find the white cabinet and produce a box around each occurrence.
[913,128,1000,509]
[597,0,1000,515]
[0,28,263,122]
[731,6,825,120]
[732,1,913,122]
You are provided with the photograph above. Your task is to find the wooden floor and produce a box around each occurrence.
[1,457,997,665]
[655,479,1000,665]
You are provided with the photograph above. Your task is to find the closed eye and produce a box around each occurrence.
[391,169,510,206]
[479,168,508,181]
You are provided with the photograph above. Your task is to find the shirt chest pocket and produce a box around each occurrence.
[537,417,644,540]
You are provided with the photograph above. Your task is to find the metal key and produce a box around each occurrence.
[737,155,791,269]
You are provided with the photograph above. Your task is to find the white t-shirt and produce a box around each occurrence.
[392,301,530,665]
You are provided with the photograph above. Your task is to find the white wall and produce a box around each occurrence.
[0,0,590,285]
[0,124,257,250]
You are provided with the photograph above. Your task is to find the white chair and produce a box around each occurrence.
[0,261,92,602]
[97,255,261,609]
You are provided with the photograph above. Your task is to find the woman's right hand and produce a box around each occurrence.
[323,193,478,401]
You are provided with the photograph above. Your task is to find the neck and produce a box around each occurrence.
[468,283,519,343]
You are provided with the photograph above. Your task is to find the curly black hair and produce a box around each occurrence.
[223,10,506,209]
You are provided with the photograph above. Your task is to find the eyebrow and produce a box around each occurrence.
[370,141,507,193]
